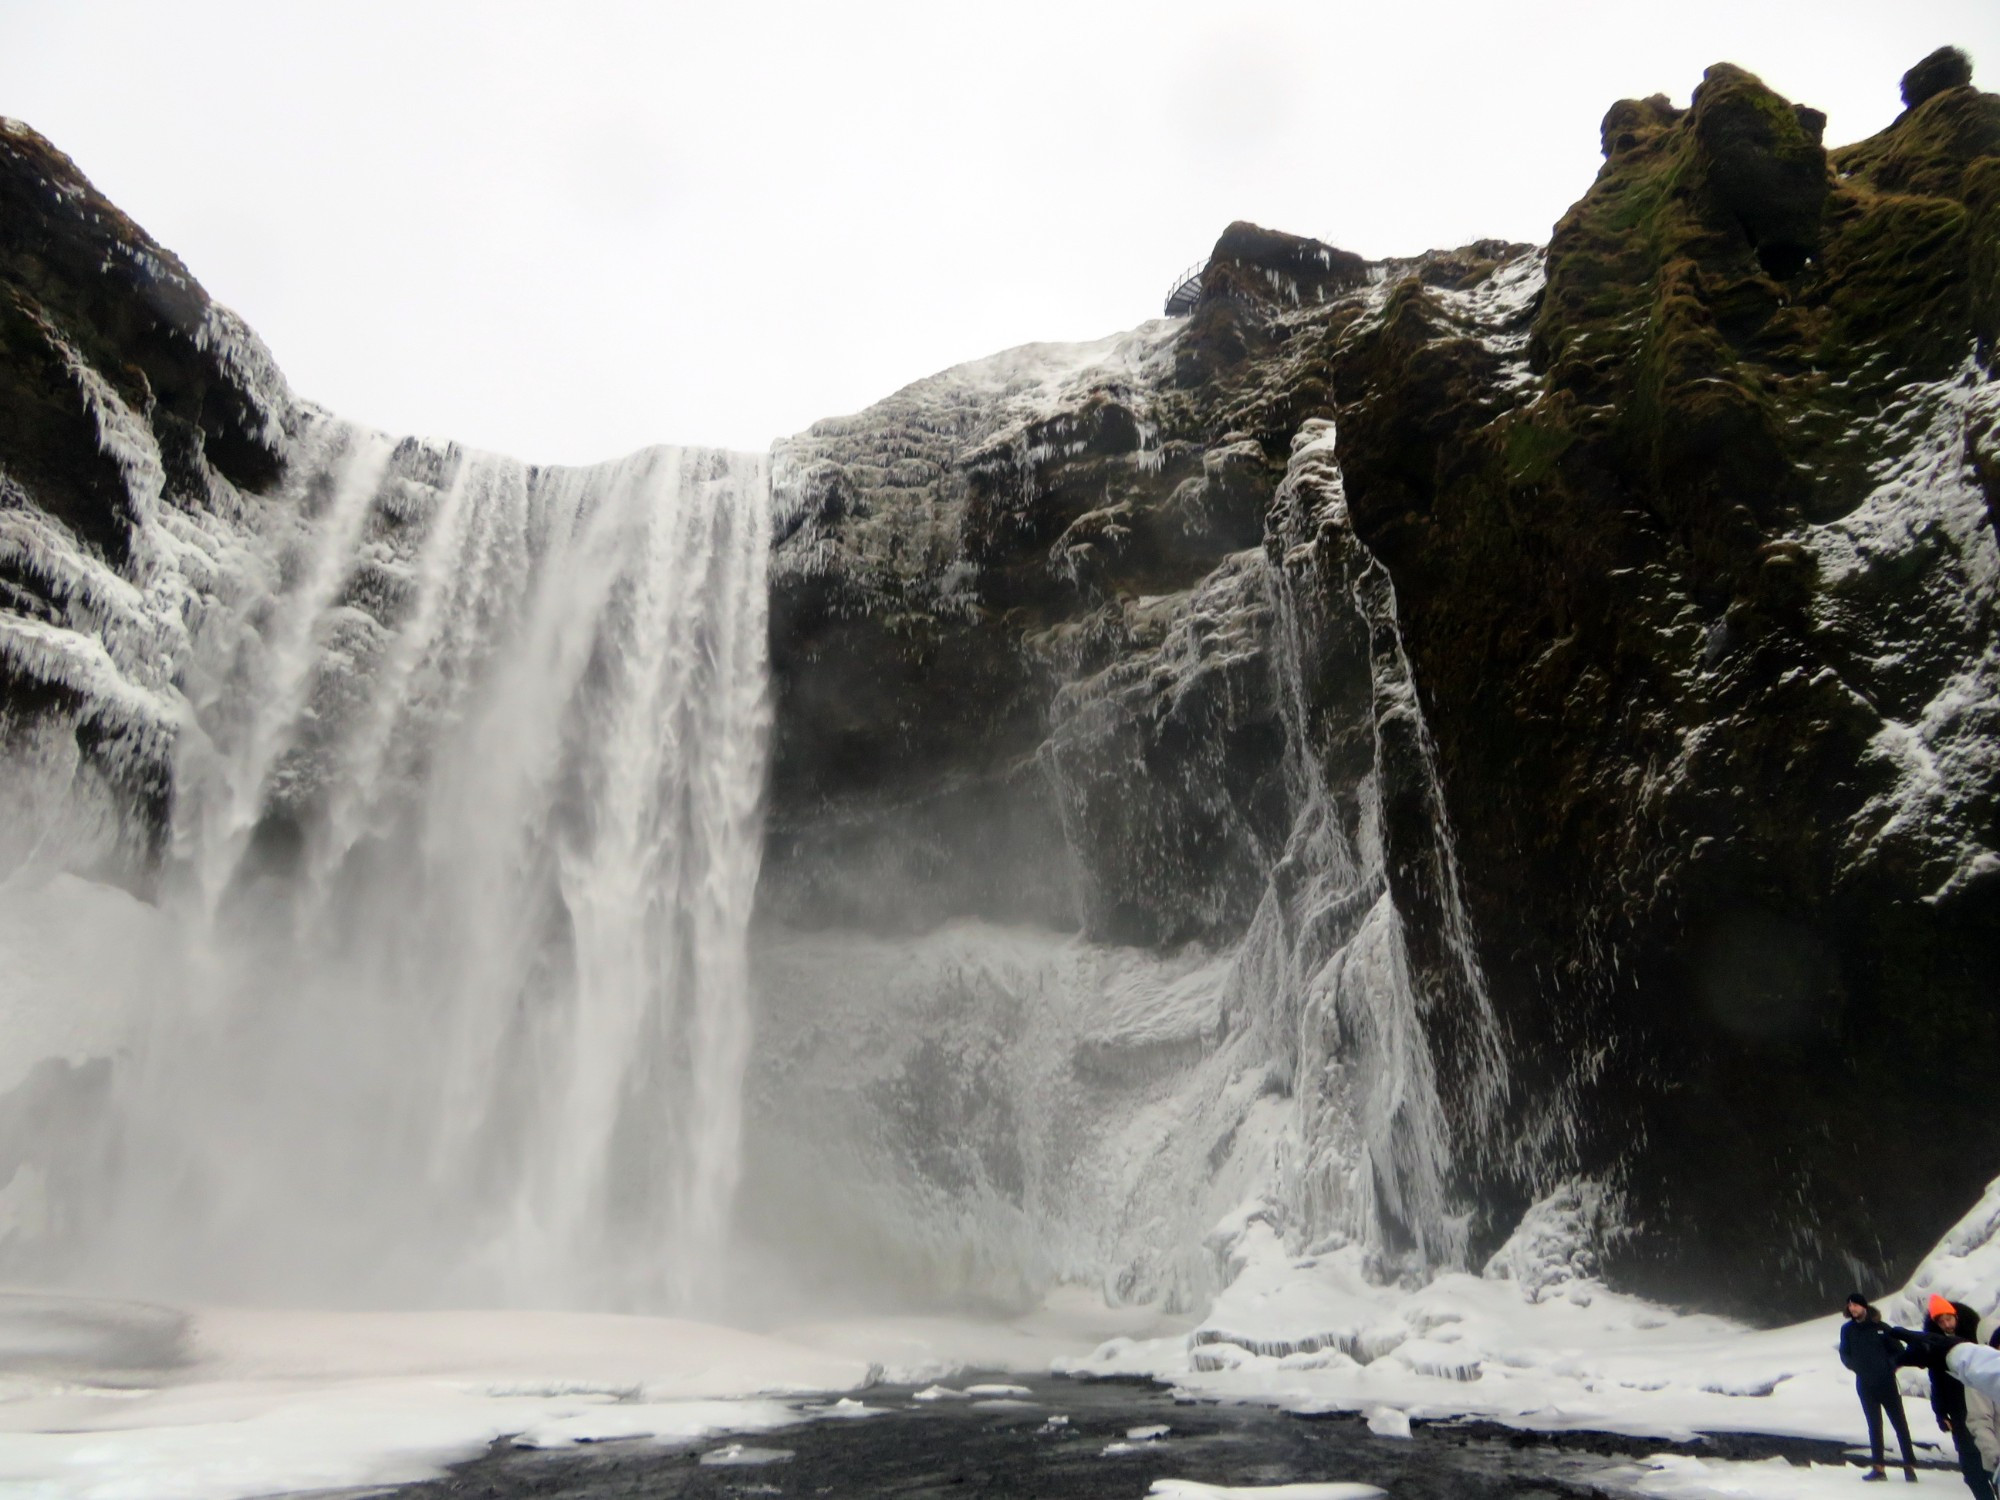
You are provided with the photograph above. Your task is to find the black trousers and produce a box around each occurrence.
[1950,1422,1996,1500]
[1859,1380,1916,1471]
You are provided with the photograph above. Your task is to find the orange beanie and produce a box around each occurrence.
[1930,1294,1959,1319]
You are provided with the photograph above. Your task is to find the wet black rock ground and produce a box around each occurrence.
[390,1374,1879,1499]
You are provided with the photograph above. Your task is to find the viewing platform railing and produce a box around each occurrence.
[1163,260,1206,316]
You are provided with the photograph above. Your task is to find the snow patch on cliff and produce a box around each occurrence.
[1881,1172,2000,1329]
[770,318,1182,604]
[1808,360,2000,902]
[192,302,295,451]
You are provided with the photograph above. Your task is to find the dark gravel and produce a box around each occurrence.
[386,1374,1878,1500]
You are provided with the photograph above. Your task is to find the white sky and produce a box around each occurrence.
[3,0,1996,463]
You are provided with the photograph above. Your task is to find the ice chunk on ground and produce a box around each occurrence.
[1364,1406,1411,1438]
[803,1396,888,1418]
[699,1442,796,1466]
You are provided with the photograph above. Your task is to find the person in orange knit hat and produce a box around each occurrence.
[1894,1295,1995,1499]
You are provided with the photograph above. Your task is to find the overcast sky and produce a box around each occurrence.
[4,1,1996,462]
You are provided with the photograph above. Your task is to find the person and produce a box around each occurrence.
[1896,1294,1996,1500]
[1964,1330,2000,1487]
[1841,1292,1918,1482]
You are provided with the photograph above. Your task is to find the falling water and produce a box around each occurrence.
[59,417,772,1311]
[1242,418,1510,1280]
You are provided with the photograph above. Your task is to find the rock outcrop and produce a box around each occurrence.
[1312,58,2000,1314]
[0,120,295,878]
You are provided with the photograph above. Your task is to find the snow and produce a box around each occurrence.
[1888,1174,2000,1331]
[3,1259,1975,1500]
[1064,1210,1854,1442]
[190,304,294,451]
[1803,359,2000,901]
[1416,249,1545,388]
[769,316,1182,609]
[0,613,181,768]
[0,1299,872,1500]
[1601,1454,1961,1496]
[1048,1177,2000,1494]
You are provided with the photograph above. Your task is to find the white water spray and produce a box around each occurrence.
[55,419,772,1311]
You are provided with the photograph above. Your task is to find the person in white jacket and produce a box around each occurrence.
[1959,1335,2000,1477]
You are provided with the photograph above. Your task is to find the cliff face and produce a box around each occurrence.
[1320,56,2000,1312]
[761,53,2000,1316]
[0,120,293,878]
[764,318,1294,946]
[1,47,1995,1318]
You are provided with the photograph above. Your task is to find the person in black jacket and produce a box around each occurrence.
[1896,1295,1995,1499]
[1842,1292,1918,1482]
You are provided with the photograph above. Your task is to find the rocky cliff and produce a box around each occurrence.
[0,118,292,878]
[1322,51,2000,1312]
[1,47,1995,1318]
[759,49,2000,1316]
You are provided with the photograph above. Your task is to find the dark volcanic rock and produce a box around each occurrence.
[0,121,286,522]
[0,119,296,872]
[1689,63,1829,277]
[1314,57,2000,1315]
[763,307,1304,946]
[1904,46,1975,111]
[1040,552,1291,945]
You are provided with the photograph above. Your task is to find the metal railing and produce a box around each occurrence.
[1163,259,1206,316]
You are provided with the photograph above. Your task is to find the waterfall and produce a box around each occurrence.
[1236,417,1510,1280]
[19,416,773,1312]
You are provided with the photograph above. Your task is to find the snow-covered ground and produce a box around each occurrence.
[0,1299,871,1499]
[1052,1176,2000,1497]
[7,1178,2000,1500]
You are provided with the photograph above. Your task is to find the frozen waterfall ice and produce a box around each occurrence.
[25,418,773,1311]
